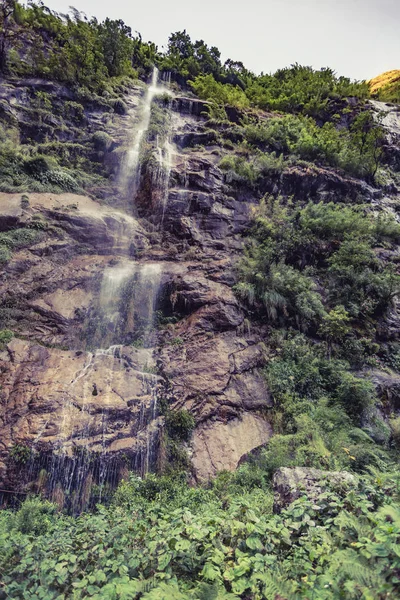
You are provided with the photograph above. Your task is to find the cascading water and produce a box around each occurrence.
[156,137,174,223]
[20,70,174,512]
[119,67,173,206]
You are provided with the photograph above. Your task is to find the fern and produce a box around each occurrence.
[334,510,371,538]
[257,571,298,600]
[324,548,386,590]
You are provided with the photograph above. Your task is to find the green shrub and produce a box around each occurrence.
[390,416,400,449]
[190,74,250,109]
[243,111,383,179]
[64,100,85,123]
[23,155,54,177]
[165,409,195,441]
[39,169,80,192]
[0,329,13,349]
[0,246,11,263]
[92,130,112,150]
[110,98,127,114]
[219,151,285,187]
[1,470,399,599]
[20,194,29,207]
[9,443,31,464]
[245,64,369,118]
[334,372,376,420]
[236,198,400,326]
[12,497,57,535]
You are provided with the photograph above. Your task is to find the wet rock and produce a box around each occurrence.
[0,338,161,490]
[272,467,357,512]
[369,369,400,412]
[174,130,218,149]
[172,96,210,116]
[279,164,380,202]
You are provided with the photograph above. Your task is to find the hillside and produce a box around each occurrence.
[370,69,400,103]
[0,2,400,599]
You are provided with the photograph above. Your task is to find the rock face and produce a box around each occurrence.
[2,76,397,503]
[192,414,272,480]
[0,339,161,495]
[272,467,357,513]
[0,85,276,503]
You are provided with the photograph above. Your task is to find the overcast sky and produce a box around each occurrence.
[42,0,399,81]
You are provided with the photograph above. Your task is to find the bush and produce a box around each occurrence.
[63,100,85,123]
[165,409,195,441]
[92,130,112,150]
[219,151,285,187]
[0,329,13,349]
[243,111,383,179]
[0,246,11,263]
[235,198,400,326]
[110,98,127,114]
[334,372,376,420]
[190,74,250,109]
[12,497,57,535]
[23,155,54,177]
[9,443,31,464]
[39,169,80,192]
[245,64,369,118]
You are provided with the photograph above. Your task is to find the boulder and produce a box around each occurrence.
[273,467,357,512]
[192,413,272,480]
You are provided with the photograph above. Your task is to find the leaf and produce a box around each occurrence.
[231,577,250,594]
[201,562,221,581]
[158,552,172,571]
[245,535,263,551]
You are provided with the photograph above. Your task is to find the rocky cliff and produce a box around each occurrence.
[0,76,275,507]
[1,72,400,509]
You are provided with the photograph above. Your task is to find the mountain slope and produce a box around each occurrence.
[370,69,400,102]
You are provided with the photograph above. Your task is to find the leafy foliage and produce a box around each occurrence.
[0,470,399,599]
[241,111,384,179]
[245,64,370,118]
[235,197,400,330]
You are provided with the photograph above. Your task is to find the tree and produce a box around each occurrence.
[0,0,21,72]
[319,306,351,358]
[350,111,385,179]
[98,18,134,77]
[167,30,193,59]
[61,14,106,86]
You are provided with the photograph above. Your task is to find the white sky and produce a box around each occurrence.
[41,0,399,81]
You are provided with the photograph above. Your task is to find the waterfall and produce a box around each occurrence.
[21,71,175,511]
[155,135,174,223]
[119,67,173,204]
[130,263,162,345]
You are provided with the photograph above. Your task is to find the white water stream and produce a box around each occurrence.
[42,70,174,506]
[119,67,173,203]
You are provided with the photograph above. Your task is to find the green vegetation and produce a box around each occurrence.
[0,2,137,88]
[0,120,112,195]
[165,409,195,442]
[9,443,31,464]
[219,152,286,187]
[376,81,400,104]
[235,197,400,331]
[1,468,400,599]
[0,4,400,600]
[189,64,369,121]
[245,64,370,118]
[0,328,13,348]
[0,225,43,262]
[241,111,384,179]
[190,75,250,110]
